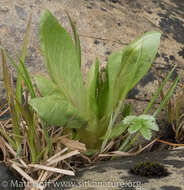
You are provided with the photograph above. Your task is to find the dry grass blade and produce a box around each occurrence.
[103,140,114,152]
[50,174,62,183]
[137,138,158,152]
[169,146,184,150]
[99,138,158,157]
[0,136,7,161]
[9,160,25,168]
[47,147,68,163]
[47,150,80,166]
[37,171,49,184]
[29,164,75,176]
[98,149,142,157]
[11,162,37,185]
[4,141,27,168]
[79,153,92,163]
[59,137,86,152]
[0,106,9,118]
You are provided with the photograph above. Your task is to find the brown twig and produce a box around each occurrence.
[157,139,184,146]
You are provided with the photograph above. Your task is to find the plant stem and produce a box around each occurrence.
[122,133,140,152]
[100,98,125,153]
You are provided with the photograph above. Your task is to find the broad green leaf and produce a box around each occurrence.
[67,118,86,129]
[29,94,83,126]
[104,31,161,115]
[34,74,59,96]
[86,59,99,118]
[39,10,85,116]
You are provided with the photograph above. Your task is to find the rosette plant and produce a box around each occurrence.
[29,10,161,152]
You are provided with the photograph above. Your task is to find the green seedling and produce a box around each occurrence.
[125,115,159,141]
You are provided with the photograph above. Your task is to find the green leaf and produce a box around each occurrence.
[97,68,108,118]
[144,65,177,114]
[29,94,83,126]
[39,10,85,116]
[86,59,99,118]
[16,13,32,105]
[101,122,128,140]
[124,114,158,141]
[144,120,159,131]
[153,74,180,117]
[66,11,81,68]
[121,103,131,120]
[34,74,59,96]
[123,115,137,125]
[67,118,86,129]
[1,48,20,151]
[17,57,36,98]
[104,31,161,115]
[140,127,152,140]
[128,123,142,134]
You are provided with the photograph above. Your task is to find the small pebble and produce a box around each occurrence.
[0,7,9,12]
[169,55,175,61]
[94,40,100,45]
[15,5,27,20]
[105,51,111,55]
[109,0,119,3]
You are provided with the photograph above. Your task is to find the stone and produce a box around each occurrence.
[0,0,183,97]
[45,150,184,190]
[0,163,19,190]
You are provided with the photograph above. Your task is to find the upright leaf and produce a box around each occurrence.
[97,68,109,118]
[34,74,59,96]
[1,49,20,151]
[104,31,161,116]
[86,59,99,118]
[16,13,32,105]
[66,12,81,68]
[39,10,85,116]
